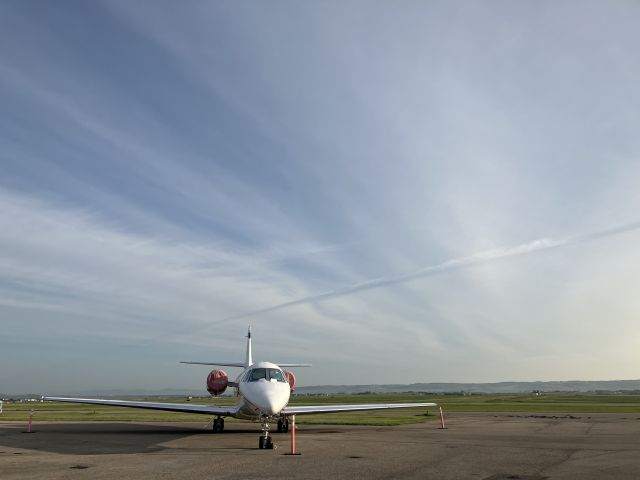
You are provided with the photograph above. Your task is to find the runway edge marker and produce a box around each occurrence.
[284,414,301,455]
[24,410,34,434]
[438,406,448,430]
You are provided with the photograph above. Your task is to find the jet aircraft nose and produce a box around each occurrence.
[242,380,289,416]
[259,393,281,416]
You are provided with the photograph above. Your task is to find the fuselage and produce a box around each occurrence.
[232,361,291,420]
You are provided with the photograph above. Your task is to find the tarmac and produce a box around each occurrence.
[1,412,640,479]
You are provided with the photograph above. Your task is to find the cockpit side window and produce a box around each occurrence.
[249,368,267,381]
[269,369,287,383]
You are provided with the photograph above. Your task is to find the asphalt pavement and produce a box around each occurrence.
[1,412,639,479]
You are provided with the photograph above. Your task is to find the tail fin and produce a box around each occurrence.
[181,325,254,368]
[245,325,253,368]
[181,325,310,369]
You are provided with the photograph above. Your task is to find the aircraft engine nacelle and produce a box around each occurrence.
[283,370,296,392]
[206,369,228,396]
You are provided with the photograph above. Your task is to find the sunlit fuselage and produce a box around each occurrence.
[233,361,291,420]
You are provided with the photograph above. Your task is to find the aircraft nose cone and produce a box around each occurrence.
[263,397,279,416]
[259,388,286,415]
[243,382,288,415]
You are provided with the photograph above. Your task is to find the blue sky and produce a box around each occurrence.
[1,1,640,394]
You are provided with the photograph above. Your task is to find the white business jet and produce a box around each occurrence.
[45,327,436,449]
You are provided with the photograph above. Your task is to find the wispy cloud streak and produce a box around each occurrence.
[218,221,640,323]
[2,1,640,389]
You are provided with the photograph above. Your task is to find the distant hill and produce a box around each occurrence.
[4,380,640,399]
[294,380,640,395]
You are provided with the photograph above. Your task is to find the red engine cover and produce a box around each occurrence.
[206,370,228,395]
[283,370,296,391]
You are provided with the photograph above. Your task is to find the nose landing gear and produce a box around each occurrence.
[259,434,273,449]
[258,416,274,449]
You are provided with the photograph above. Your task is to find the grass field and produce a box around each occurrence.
[2,393,640,425]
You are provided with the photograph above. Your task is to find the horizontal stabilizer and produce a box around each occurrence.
[180,361,245,367]
[181,361,311,367]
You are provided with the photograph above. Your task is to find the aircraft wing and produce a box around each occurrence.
[43,396,239,416]
[282,402,437,415]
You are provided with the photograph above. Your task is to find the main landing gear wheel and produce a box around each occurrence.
[277,418,289,433]
[212,417,224,433]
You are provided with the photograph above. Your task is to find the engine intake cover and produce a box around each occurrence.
[206,370,228,395]
[283,370,296,391]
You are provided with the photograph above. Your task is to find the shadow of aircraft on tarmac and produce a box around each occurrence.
[0,422,264,455]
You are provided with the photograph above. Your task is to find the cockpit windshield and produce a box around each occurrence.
[247,368,287,383]
[269,369,286,383]
[249,368,267,381]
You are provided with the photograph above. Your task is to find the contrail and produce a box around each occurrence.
[217,220,640,324]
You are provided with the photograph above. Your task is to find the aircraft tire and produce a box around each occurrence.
[277,419,283,433]
[259,435,266,449]
[220,418,224,431]
[212,418,221,433]
[265,437,274,449]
